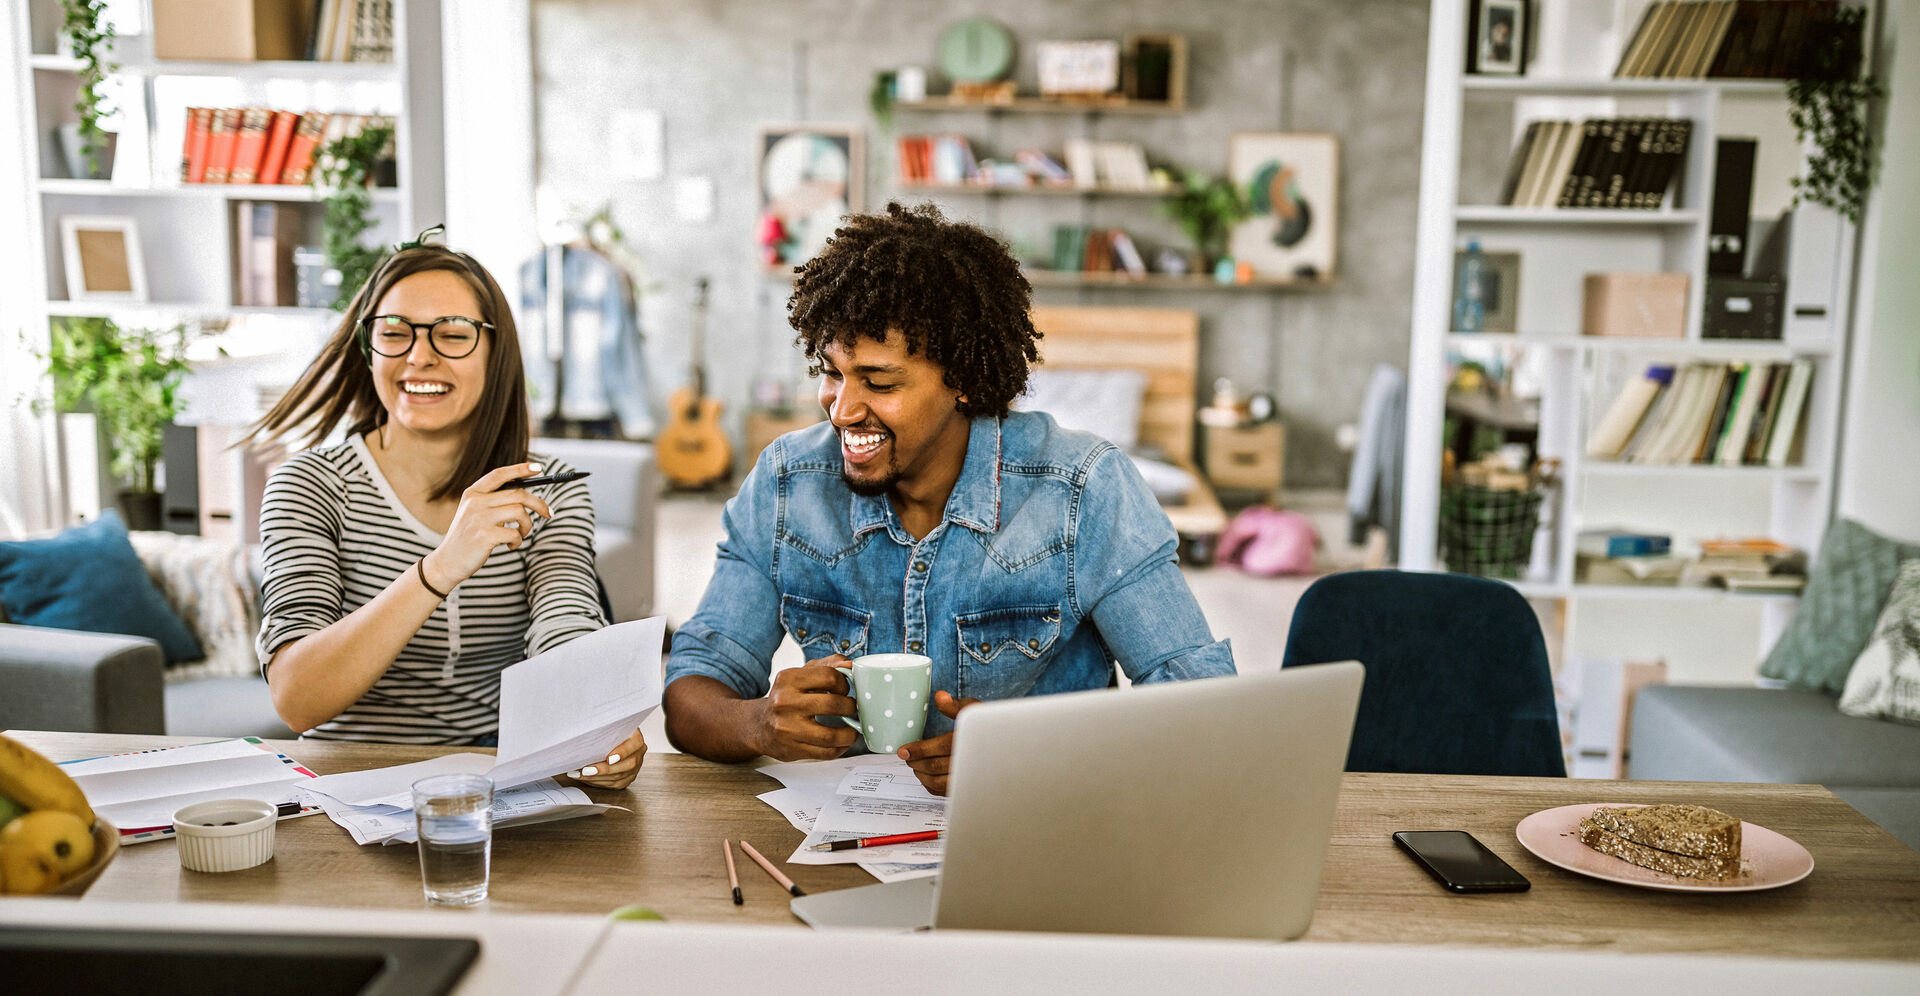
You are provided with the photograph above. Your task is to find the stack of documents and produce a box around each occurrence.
[757,756,945,883]
[300,754,623,845]
[59,738,320,843]
[299,618,663,845]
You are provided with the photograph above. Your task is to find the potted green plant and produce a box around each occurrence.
[310,120,397,310]
[1787,5,1883,224]
[1160,169,1249,273]
[37,317,193,530]
[60,0,117,179]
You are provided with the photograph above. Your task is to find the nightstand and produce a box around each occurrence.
[1203,421,1286,500]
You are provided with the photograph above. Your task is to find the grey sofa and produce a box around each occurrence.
[1629,685,1920,851]
[0,439,655,739]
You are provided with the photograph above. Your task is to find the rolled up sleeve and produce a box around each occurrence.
[666,449,786,698]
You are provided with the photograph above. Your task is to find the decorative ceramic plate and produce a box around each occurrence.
[1515,803,1814,893]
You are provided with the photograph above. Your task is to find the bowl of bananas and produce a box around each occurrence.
[0,734,117,897]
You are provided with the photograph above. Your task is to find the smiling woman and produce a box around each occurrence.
[233,230,645,780]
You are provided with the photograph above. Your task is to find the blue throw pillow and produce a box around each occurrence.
[0,510,204,663]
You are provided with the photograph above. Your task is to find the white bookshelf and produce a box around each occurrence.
[1403,0,1860,682]
[9,0,443,328]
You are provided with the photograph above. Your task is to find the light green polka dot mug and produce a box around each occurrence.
[833,653,933,754]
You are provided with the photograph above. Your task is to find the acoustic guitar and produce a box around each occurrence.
[657,277,733,488]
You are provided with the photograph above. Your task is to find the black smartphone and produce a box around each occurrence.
[1393,830,1531,893]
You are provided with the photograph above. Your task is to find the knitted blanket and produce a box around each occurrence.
[127,530,261,683]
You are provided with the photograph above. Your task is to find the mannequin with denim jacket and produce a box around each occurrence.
[663,205,1235,795]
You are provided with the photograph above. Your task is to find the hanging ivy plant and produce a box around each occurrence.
[1786,6,1883,225]
[61,0,116,178]
[309,121,396,310]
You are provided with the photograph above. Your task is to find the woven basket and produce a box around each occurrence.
[1439,484,1547,579]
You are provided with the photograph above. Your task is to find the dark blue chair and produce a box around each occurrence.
[1281,570,1566,777]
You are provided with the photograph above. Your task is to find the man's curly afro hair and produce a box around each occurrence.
[788,202,1040,419]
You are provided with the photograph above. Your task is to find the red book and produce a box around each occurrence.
[201,108,241,184]
[181,107,213,183]
[227,108,273,184]
[278,112,330,185]
[255,110,301,186]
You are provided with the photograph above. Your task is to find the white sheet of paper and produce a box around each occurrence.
[861,861,941,883]
[756,788,822,833]
[490,617,664,787]
[757,755,882,793]
[787,759,947,866]
[63,739,316,832]
[301,753,497,810]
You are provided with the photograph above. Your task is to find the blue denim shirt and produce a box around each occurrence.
[666,411,1235,742]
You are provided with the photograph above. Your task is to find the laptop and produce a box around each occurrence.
[790,660,1364,940]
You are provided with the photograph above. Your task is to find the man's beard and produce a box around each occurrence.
[842,461,897,497]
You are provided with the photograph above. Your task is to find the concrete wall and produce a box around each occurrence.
[529,0,1431,486]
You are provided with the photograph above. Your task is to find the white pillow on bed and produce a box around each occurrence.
[1017,368,1148,453]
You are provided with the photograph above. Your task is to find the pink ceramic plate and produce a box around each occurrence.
[1514,803,1814,893]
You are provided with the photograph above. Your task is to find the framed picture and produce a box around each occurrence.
[1226,132,1339,280]
[59,215,146,302]
[1037,40,1120,96]
[1468,0,1530,76]
[1452,249,1522,332]
[757,126,862,269]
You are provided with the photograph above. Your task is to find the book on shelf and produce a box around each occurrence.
[307,0,393,63]
[201,108,242,184]
[1576,552,1685,586]
[1764,358,1815,466]
[227,108,273,184]
[236,200,300,307]
[1586,363,1674,460]
[1109,230,1147,276]
[180,107,214,183]
[279,112,331,185]
[1063,138,1099,189]
[1500,117,1689,209]
[1599,359,1813,467]
[1616,0,1838,79]
[1014,148,1072,185]
[256,110,301,189]
[1578,528,1673,558]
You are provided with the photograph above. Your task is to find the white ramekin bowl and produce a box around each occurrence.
[172,798,278,873]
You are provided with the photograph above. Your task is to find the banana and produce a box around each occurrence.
[0,735,94,825]
[0,840,61,895]
[1,810,94,881]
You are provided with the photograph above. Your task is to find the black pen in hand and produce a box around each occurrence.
[503,470,591,489]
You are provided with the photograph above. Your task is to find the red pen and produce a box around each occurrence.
[807,830,944,852]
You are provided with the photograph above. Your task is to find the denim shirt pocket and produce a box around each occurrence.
[780,594,872,660]
[955,604,1063,699]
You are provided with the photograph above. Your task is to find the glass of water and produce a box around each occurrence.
[412,773,494,906]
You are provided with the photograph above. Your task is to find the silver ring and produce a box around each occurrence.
[500,520,521,531]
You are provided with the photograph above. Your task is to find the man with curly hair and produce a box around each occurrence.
[664,204,1234,794]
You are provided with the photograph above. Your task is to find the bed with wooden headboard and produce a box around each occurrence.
[1028,306,1228,542]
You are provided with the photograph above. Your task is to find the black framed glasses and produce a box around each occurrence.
[359,315,494,359]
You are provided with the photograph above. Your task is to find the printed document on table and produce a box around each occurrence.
[300,616,666,806]
[787,761,947,866]
[60,738,319,838]
[314,779,622,846]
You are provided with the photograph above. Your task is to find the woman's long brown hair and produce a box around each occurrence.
[244,245,529,502]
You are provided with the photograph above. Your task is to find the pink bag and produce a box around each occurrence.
[1217,506,1320,577]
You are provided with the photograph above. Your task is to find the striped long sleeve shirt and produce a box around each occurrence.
[255,434,605,743]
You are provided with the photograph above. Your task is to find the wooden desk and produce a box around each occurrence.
[14,731,1920,960]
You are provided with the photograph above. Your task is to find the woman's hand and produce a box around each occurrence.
[565,727,647,790]
[422,462,555,590]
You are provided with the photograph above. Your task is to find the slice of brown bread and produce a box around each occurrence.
[1581,804,1742,862]
[1578,823,1741,879]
